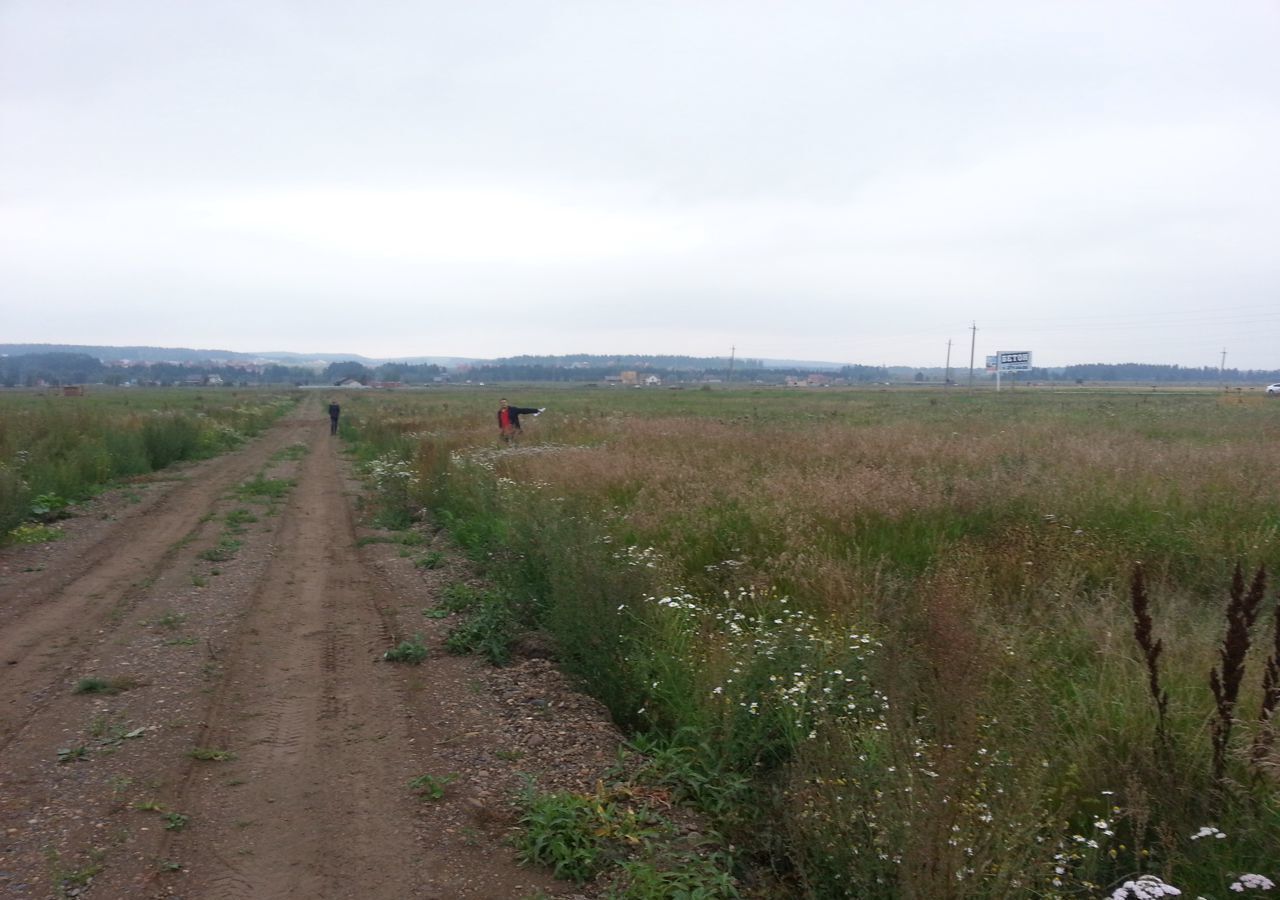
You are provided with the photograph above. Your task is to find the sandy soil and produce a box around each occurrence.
[0,405,623,899]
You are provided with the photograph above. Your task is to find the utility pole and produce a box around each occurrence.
[967,322,977,390]
[727,345,735,383]
[1220,348,1227,390]
[944,339,953,386]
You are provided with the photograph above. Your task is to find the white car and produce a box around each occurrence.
[1267,384,1280,396]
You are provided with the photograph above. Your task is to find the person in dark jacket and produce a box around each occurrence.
[497,398,543,443]
[328,400,341,435]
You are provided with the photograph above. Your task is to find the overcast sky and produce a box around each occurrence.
[3,1,1278,368]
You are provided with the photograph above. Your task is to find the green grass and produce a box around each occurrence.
[444,596,517,665]
[416,550,446,569]
[5,523,64,544]
[223,507,258,533]
[72,676,140,695]
[0,388,298,536]
[198,537,241,561]
[514,780,738,894]
[408,773,456,801]
[57,745,88,764]
[382,635,429,664]
[236,475,294,501]
[271,442,309,461]
[146,611,186,630]
[356,530,426,547]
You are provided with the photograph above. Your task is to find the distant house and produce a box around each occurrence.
[644,375,662,386]
[620,371,638,385]
[335,378,368,388]
[206,375,224,386]
[806,374,832,386]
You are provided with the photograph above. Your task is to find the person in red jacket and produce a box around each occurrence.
[497,398,543,443]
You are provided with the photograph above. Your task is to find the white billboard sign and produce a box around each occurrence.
[997,351,1032,372]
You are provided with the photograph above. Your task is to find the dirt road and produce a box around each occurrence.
[0,405,619,898]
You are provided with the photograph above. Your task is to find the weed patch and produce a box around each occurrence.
[198,537,241,561]
[383,635,429,664]
[515,780,738,893]
[6,523,63,544]
[236,475,293,501]
[357,530,427,547]
[416,551,445,569]
[408,773,456,801]
[57,745,88,764]
[146,611,187,630]
[223,508,258,533]
[444,597,517,666]
[72,676,141,696]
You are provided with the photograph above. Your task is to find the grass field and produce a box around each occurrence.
[0,387,298,538]
[338,385,1279,897]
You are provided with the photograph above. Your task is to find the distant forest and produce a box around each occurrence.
[1,349,1277,388]
[0,352,443,388]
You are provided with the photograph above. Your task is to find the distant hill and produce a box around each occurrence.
[0,344,473,368]
[1,344,842,371]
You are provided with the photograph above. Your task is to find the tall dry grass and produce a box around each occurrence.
[341,386,1280,896]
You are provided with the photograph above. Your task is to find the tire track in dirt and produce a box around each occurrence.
[1,407,587,899]
[156,418,431,898]
[0,411,312,754]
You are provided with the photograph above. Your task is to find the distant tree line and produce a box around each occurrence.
[322,361,445,383]
[1026,364,1280,383]
[0,353,443,388]
[5,352,1276,389]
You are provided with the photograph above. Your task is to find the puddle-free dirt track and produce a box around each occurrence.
[0,405,616,899]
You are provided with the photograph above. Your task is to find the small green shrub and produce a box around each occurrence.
[416,551,446,569]
[57,745,88,764]
[30,492,70,522]
[147,611,186,630]
[383,635,429,664]
[6,523,63,544]
[440,582,487,612]
[198,538,241,561]
[142,415,203,468]
[188,747,235,762]
[236,476,293,501]
[516,790,606,884]
[444,597,516,665]
[73,677,114,695]
[224,508,257,532]
[611,856,740,899]
[72,676,139,696]
[408,773,456,801]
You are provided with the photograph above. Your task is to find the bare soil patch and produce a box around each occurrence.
[0,407,625,899]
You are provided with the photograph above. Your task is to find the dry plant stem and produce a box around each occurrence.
[1209,564,1266,787]
[1130,564,1170,747]
[1251,598,1280,772]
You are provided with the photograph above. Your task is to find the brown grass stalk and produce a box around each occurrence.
[1209,564,1266,787]
[1130,564,1170,747]
[1251,596,1280,774]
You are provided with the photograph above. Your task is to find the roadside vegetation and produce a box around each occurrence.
[344,386,1279,897]
[0,388,298,539]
